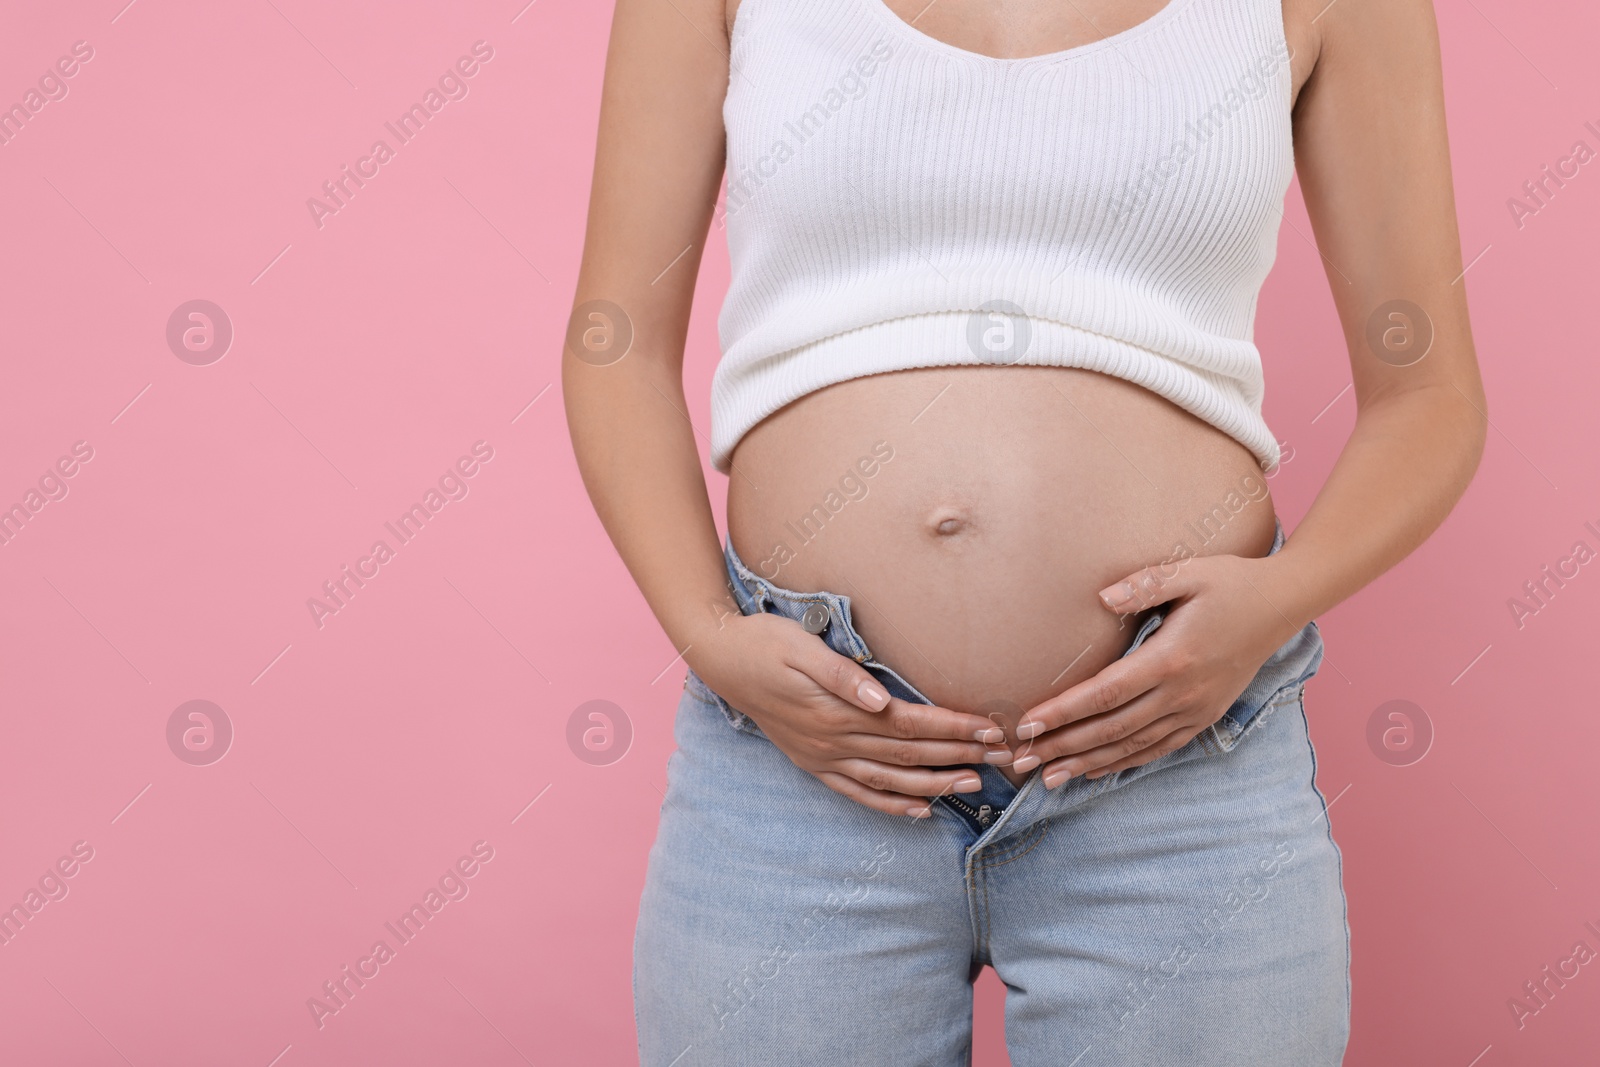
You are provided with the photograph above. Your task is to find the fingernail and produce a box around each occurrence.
[982,749,1013,765]
[1016,721,1043,740]
[907,804,931,818]
[858,681,889,708]
[953,776,982,792]
[1099,581,1134,610]
[976,727,1005,743]
[1044,767,1072,789]
[1011,755,1040,773]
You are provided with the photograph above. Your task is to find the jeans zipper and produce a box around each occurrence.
[943,794,995,828]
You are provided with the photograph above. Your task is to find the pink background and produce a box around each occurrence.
[1,1,1596,1063]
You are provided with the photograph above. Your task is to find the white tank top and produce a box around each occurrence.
[710,0,1295,474]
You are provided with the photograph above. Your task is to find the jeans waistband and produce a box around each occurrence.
[722,544,874,666]
[714,514,1323,842]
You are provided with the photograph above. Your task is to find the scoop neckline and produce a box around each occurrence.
[866,0,1200,66]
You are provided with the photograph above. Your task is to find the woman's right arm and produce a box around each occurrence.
[563,0,1008,817]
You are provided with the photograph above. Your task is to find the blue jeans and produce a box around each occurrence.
[635,519,1351,1065]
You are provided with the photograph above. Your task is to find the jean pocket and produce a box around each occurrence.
[1210,679,1305,753]
[1208,619,1325,752]
[684,667,758,734]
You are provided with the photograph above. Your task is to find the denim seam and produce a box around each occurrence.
[725,540,877,662]
[749,587,872,661]
[974,815,1042,862]
[973,823,1051,964]
[1086,772,1119,800]
[1298,689,1355,1048]
[963,863,988,967]
[1217,681,1311,752]
[631,935,643,1062]
[981,820,1052,870]
[684,669,753,732]
[972,857,985,966]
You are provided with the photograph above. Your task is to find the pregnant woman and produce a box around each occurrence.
[565,0,1484,1061]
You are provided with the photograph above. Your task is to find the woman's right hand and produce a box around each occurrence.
[689,612,1013,818]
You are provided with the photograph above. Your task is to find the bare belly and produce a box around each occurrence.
[726,365,1277,787]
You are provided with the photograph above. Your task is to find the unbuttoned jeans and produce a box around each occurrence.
[634,520,1351,1065]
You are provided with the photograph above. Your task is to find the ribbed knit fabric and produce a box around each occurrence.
[710,0,1296,474]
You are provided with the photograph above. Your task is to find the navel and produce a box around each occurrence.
[926,507,974,539]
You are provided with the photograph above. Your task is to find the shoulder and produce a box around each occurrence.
[1284,0,1448,118]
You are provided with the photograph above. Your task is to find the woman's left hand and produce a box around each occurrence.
[1009,552,1303,788]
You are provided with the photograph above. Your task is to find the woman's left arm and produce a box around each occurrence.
[1012,0,1488,785]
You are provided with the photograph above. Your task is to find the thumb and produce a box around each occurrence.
[1097,558,1197,615]
[792,639,892,712]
